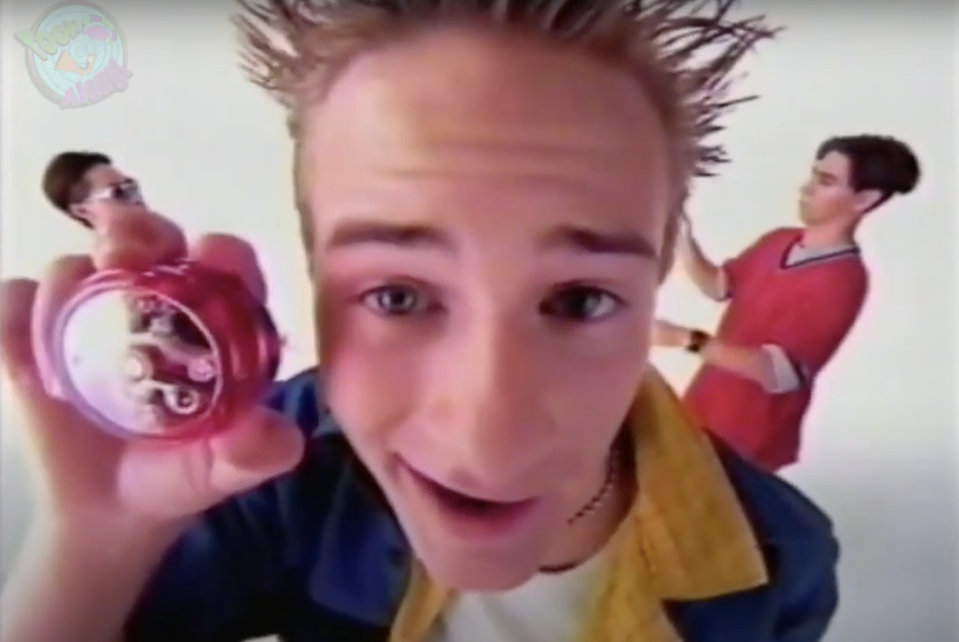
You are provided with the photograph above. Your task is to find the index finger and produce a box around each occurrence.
[188,234,268,303]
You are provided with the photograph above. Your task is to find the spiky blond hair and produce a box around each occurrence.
[235,0,777,259]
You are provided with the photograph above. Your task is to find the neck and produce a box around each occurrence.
[801,221,858,249]
[539,447,634,572]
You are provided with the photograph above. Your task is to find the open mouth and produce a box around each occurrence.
[402,461,544,541]
[426,476,529,514]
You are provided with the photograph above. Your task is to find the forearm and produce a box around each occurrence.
[0,522,180,642]
[678,238,726,301]
[700,339,777,389]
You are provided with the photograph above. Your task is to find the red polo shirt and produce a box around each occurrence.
[683,227,869,471]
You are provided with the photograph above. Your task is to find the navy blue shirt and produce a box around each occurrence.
[125,369,839,642]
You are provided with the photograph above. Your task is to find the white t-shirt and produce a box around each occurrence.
[428,552,605,642]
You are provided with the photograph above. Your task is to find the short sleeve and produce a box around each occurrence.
[770,267,869,377]
[721,230,787,299]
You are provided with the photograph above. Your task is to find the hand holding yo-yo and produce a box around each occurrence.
[0,211,304,524]
[44,259,282,442]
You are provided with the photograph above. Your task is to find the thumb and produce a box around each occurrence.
[207,406,306,495]
[119,406,306,518]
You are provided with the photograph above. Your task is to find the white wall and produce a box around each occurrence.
[1,2,955,641]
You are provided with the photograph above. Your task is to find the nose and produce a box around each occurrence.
[428,321,556,490]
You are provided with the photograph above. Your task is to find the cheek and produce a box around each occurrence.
[543,344,649,477]
[816,189,844,210]
[548,310,654,448]
[318,295,424,444]
[560,357,645,431]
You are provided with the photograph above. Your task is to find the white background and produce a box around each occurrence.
[0,2,956,641]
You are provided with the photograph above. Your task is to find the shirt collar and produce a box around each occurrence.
[631,369,768,599]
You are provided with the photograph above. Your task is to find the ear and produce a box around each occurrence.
[67,202,93,228]
[853,189,883,215]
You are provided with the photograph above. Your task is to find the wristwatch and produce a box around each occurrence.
[685,329,711,354]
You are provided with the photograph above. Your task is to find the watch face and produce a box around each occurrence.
[46,263,282,441]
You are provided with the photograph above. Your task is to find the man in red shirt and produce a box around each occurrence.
[654,135,920,471]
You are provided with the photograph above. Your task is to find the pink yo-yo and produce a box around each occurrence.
[44,261,282,441]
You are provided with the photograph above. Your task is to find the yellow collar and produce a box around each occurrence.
[389,369,768,641]
[631,368,768,599]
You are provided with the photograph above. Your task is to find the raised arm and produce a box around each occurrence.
[674,214,728,301]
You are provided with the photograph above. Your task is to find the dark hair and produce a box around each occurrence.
[42,151,112,227]
[816,135,920,207]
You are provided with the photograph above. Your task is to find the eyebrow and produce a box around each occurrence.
[813,168,839,183]
[325,220,658,259]
[543,224,658,259]
[326,221,449,250]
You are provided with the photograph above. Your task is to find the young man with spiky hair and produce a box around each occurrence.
[0,1,839,642]
[654,135,920,472]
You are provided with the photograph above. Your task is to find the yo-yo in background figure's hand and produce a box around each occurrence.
[0,210,304,537]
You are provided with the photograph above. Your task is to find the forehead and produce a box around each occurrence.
[814,151,852,184]
[299,27,671,241]
[83,163,130,189]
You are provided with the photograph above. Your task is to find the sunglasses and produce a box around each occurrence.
[85,179,145,206]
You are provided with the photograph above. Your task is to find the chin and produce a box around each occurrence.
[382,453,566,591]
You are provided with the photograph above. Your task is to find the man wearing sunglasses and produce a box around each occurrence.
[41,151,210,356]
[42,151,148,229]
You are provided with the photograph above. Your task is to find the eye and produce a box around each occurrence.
[541,286,622,322]
[361,284,434,317]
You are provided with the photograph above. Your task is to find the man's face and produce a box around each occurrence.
[799,150,873,226]
[70,163,150,227]
[301,28,671,590]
